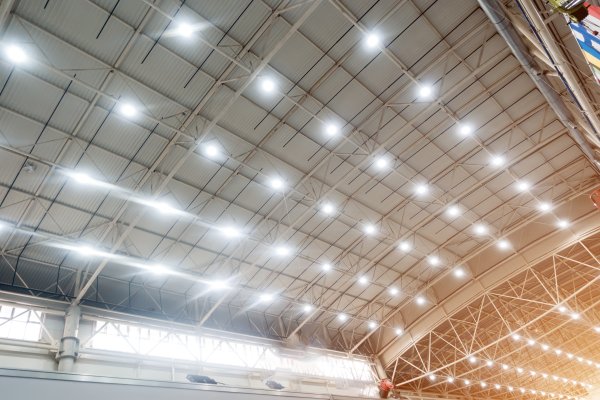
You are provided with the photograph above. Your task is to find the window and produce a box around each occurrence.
[0,306,42,341]
[89,320,373,382]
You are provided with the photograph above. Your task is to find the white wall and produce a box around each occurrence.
[0,339,373,398]
[0,369,338,400]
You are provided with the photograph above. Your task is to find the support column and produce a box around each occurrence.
[56,305,81,372]
[374,357,394,399]
[374,357,388,379]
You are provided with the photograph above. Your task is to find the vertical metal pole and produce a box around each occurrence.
[56,305,81,372]
[374,357,388,379]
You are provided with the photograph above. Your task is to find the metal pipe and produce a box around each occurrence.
[478,0,600,174]
[506,8,555,68]
[517,0,600,140]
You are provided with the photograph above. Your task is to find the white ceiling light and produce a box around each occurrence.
[203,144,220,158]
[453,267,465,278]
[207,280,229,290]
[473,223,488,235]
[74,245,102,257]
[508,386,513,392]
[446,205,460,217]
[571,312,580,320]
[394,327,403,335]
[358,276,368,285]
[558,305,567,313]
[322,263,332,272]
[416,296,426,305]
[497,239,510,250]
[4,44,27,64]
[365,33,381,48]
[594,326,600,333]
[259,293,274,302]
[427,255,440,266]
[270,177,285,190]
[150,264,169,275]
[480,381,487,388]
[557,219,570,229]
[337,313,348,322]
[541,344,550,351]
[502,364,509,370]
[428,374,436,381]
[118,102,138,118]
[274,246,291,256]
[219,226,242,238]
[70,172,97,185]
[486,360,493,367]
[364,224,376,235]
[389,287,399,296]
[468,355,477,363]
[415,184,428,196]
[398,241,411,252]
[261,78,275,93]
[325,123,339,136]
[374,157,389,170]
[538,202,552,212]
[516,367,524,374]
[527,339,535,346]
[447,376,454,383]
[302,304,313,313]
[463,379,470,385]
[516,181,530,192]
[458,124,473,136]
[417,84,433,98]
[321,202,335,215]
[368,321,377,330]
[494,384,501,390]
[490,155,505,167]
[175,22,194,37]
[511,333,521,341]
[150,201,178,214]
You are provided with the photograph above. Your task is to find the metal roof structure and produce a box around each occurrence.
[0,0,600,398]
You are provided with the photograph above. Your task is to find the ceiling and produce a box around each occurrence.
[0,0,600,399]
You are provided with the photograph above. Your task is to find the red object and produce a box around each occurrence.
[379,379,394,398]
[591,188,600,210]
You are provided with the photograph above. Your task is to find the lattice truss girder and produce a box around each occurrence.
[387,234,600,398]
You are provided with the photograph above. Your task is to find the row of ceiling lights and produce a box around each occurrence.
[0,218,409,335]
[511,327,600,371]
[2,40,577,334]
[426,371,582,400]
[1,24,584,388]
[464,355,592,388]
[2,39,571,255]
